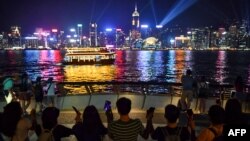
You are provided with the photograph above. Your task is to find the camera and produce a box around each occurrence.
[104,100,111,111]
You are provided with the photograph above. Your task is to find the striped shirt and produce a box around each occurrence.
[108,119,145,141]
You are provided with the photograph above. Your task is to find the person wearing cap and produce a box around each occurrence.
[2,75,16,104]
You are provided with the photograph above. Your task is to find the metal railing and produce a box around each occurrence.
[57,81,250,107]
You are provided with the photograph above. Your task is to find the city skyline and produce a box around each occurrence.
[0,0,249,34]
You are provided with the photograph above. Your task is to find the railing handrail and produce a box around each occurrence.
[58,81,248,88]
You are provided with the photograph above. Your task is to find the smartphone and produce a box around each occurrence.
[187,109,193,117]
[72,106,80,114]
[104,100,111,111]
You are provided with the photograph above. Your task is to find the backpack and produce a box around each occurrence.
[208,127,223,141]
[161,127,182,141]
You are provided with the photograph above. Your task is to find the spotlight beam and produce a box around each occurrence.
[150,0,158,25]
[160,0,198,26]
[96,0,113,22]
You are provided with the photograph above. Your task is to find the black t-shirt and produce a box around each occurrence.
[52,125,73,141]
[151,126,191,141]
[72,122,107,141]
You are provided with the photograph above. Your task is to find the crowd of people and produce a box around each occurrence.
[0,70,249,141]
[0,96,248,141]
[1,72,58,114]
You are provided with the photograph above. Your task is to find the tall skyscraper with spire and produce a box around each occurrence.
[130,3,141,45]
[132,3,140,29]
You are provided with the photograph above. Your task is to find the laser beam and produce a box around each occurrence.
[150,0,158,25]
[160,0,198,26]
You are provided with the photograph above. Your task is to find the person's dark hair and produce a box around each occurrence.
[116,97,131,115]
[36,76,42,82]
[1,102,23,137]
[47,77,53,82]
[225,99,243,124]
[186,69,192,76]
[82,105,105,133]
[164,104,180,123]
[208,105,225,125]
[42,107,60,130]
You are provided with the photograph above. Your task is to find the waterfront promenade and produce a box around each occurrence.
[1,93,250,141]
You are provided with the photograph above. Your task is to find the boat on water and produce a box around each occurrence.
[64,47,116,65]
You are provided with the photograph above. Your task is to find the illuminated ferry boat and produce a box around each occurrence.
[64,47,116,65]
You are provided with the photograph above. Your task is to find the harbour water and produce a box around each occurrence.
[1,49,250,86]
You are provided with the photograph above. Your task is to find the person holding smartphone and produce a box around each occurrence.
[72,105,107,141]
[106,97,153,141]
[151,104,196,141]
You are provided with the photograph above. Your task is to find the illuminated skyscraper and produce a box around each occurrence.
[132,4,140,29]
[77,24,83,46]
[89,23,97,47]
[131,3,141,45]
[238,21,247,48]
[10,26,21,46]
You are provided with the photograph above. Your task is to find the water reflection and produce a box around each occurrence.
[215,51,227,84]
[175,50,185,82]
[23,50,64,81]
[1,50,250,87]
[63,65,115,94]
[166,50,176,82]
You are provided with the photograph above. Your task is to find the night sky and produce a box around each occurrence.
[0,0,249,35]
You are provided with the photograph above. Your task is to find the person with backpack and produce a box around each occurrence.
[19,72,32,114]
[196,105,225,141]
[33,76,44,114]
[151,104,196,141]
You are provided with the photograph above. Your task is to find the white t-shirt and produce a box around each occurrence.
[46,82,56,96]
